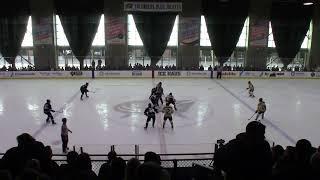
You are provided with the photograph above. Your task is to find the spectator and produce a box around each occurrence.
[98,150,117,180]
[136,162,162,180]
[41,146,59,179]
[271,145,284,167]
[110,157,126,180]
[75,153,98,180]
[58,151,79,180]
[214,121,272,180]
[144,152,170,180]
[126,158,141,180]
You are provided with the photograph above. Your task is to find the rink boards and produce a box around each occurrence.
[0,70,320,79]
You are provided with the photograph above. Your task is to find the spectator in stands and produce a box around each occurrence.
[98,150,117,180]
[136,162,163,180]
[91,60,96,70]
[1,65,7,71]
[144,152,170,180]
[0,170,12,180]
[41,146,59,179]
[2,133,45,178]
[311,148,320,180]
[271,145,284,167]
[109,157,126,180]
[214,121,272,180]
[126,158,141,180]
[199,65,204,71]
[208,65,212,71]
[58,151,79,180]
[75,153,98,180]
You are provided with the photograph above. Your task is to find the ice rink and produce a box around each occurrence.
[0,78,320,154]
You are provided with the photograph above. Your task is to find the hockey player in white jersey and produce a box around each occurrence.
[162,103,174,129]
[247,81,255,97]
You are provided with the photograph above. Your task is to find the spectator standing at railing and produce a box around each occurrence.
[208,65,213,71]
[98,150,117,180]
[214,121,272,180]
[126,158,141,180]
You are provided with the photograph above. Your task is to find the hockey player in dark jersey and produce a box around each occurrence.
[156,82,164,104]
[80,82,89,100]
[149,93,159,107]
[43,99,56,124]
[247,81,255,97]
[166,93,177,110]
[144,103,158,129]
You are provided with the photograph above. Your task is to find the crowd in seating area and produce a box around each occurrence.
[0,63,307,72]
[0,121,319,180]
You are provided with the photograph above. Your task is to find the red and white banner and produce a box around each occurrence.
[179,17,200,46]
[106,16,126,45]
[33,17,53,45]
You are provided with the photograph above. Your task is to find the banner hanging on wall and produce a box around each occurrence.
[33,17,53,45]
[179,17,200,46]
[124,2,182,12]
[249,19,269,47]
[106,16,126,45]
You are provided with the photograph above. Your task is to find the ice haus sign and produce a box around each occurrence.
[124,1,182,12]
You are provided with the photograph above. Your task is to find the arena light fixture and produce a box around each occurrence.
[303,2,313,5]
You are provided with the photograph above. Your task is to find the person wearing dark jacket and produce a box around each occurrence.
[214,121,272,180]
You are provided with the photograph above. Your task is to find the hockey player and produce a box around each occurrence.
[149,93,159,107]
[247,81,255,97]
[156,82,164,104]
[150,87,157,96]
[166,93,177,110]
[255,98,266,121]
[43,99,56,124]
[144,103,158,129]
[162,103,174,129]
[80,82,89,100]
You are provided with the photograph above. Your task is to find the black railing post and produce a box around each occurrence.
[134,145,139,159]
[111,145,115,152]
[73,146,75,151]
[172,159,177,180]
[80,147,83,153]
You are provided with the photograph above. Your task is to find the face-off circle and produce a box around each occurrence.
[113,97,213,128]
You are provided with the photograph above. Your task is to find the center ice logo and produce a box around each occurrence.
[113,99,203,127]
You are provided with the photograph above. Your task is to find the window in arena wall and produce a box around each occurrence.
[128,14,178,68]
[267,22,312,71]
[88,15,105,68]
[56,15,79,68]
[200,16,248,70]
[17,16,34,69]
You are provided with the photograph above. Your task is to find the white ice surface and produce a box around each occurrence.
[0,79,319,154]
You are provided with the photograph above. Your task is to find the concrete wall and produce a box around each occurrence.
[246,0,271,70]
[104,0,128,69]
[177,0,201,69]
[30,0,57,70]
[309,2,320,70]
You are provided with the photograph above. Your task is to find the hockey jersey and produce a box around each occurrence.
[166,95,175,102]
[257,101,266,113]
[249,84,254,91]
[43,103,52,113]
[162,105,174,117]
[80,85,88,92]
[144,106,157,117]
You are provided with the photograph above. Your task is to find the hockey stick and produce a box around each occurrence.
[248,112,257,120]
